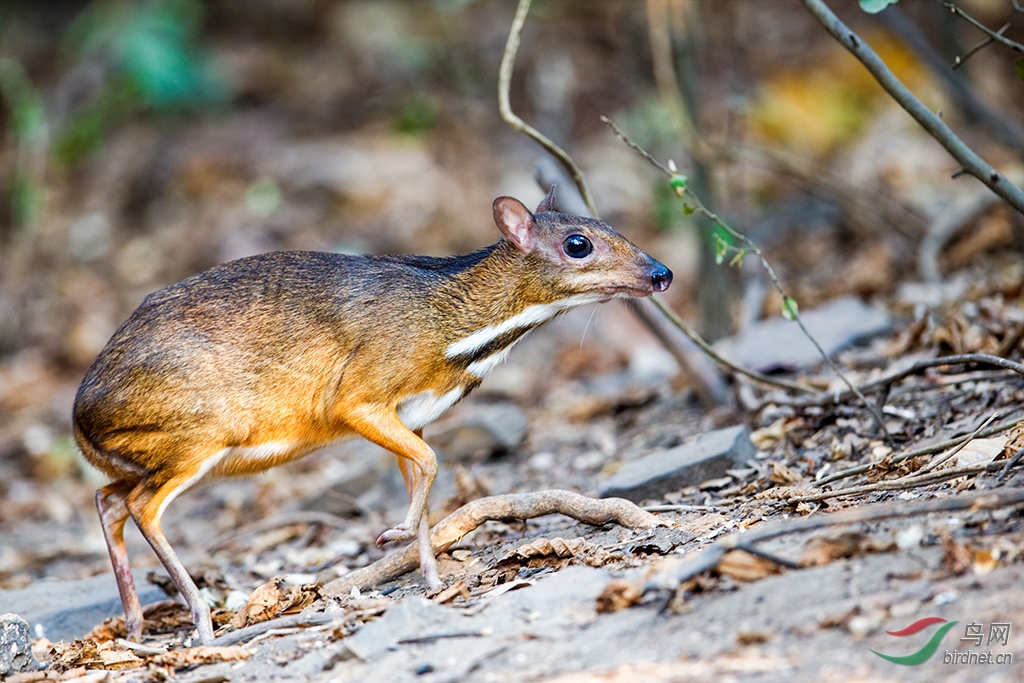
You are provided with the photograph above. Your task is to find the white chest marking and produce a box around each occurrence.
[397,387,465,431]
[466,342,519,378]
[445,293,605,359]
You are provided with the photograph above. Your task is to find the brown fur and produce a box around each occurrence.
[73,192,671,643]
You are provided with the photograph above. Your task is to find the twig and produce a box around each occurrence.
[813,410,1024,488]
[213,611,347,647]
[802,0,1024,216]
[322,491,662,597]
[876,8,1024,155]
[498,0,598,219]
[774,353,1024,409]
[601,116,890,441]
[997,322,1024,357]
[783,455,1024,505]
[647,295,816,395]
[644,488,1024,592]
[997,448,1024,484]
[918,412,998,473]
[935,1,1024,54]
[954,22,1011,69]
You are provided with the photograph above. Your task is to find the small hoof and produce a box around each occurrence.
[377,525,414,546]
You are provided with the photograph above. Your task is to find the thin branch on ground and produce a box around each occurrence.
[918,412,998,473]
[498,0,598,219]
[322,491,662,597]
[601,116,891,441]
[771,353,1024,409]
[997,448,1024,484]
[812,410,1024,489]
[802,0,1024,215]
[780,455,1024,505]
[643,488,1024,592]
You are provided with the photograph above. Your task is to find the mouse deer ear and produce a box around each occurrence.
[535,185,557,213]
[493,196,537,253]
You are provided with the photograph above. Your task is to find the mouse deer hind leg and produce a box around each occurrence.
[125,466,219,645]
[96,482,146,640]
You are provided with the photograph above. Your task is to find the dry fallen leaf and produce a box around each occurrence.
[717,550,782,582]
[802,531,874,566]
[769,461,803,485]
[48,639,141,672]
[999,422,1024,459]
[150,645,251,669]
[432,580,470,604]
[941,535,973,575]
[750,418,802,449]
[231,577,322,629]
[595,579,643,613]
[951,437,1006,468]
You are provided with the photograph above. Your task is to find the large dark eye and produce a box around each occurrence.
[563,234,593,259]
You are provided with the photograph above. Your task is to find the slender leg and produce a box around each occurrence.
[397,432,441,589]
[96,482,145,640]
[344,407,439,580]
[345,406,438,542]
[126,478,215,645]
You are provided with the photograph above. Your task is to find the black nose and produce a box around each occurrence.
[650,263,672,292]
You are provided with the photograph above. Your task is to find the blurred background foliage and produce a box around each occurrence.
[0,0,1023,521]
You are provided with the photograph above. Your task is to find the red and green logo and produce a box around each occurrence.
[871,617,959,666]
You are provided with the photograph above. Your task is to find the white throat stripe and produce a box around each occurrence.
[445,294,604,359]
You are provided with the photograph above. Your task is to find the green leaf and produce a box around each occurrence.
[670,174,688,197]
[713,234,728,265]
[782,296,799,322]
[1015,57,1024,83]
[682,203,696,216]
[729,248,748,268]
[859,0,900,13]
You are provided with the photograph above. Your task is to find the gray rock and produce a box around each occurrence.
[714,295,891,372]
[599,425,756,503]
[427,402,529,462]
[343,596,465,661]
[0,572,168,642]
[0,613,41,675]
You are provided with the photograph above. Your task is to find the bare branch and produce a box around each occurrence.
[644,488,1024,592]
[498,0,599,219]
[934,0,1024,54]
[601,116,892,441]
[802,0,1024,215]
[322,491,662,597]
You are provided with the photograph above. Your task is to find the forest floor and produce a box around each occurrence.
[2,2,1024,681]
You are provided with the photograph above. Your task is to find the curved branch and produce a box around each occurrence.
[802,0,1024,216]
[498,0,599,219]
[322,491,662,597]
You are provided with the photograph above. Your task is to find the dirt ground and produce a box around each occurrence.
[2,1,1024,681]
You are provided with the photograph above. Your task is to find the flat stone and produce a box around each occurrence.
[0,572,168,642]
[343,597,464,661]
[714,295,891,372]
[427,402,529,462]
[0,614,41,676]
[599,425,756,503]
